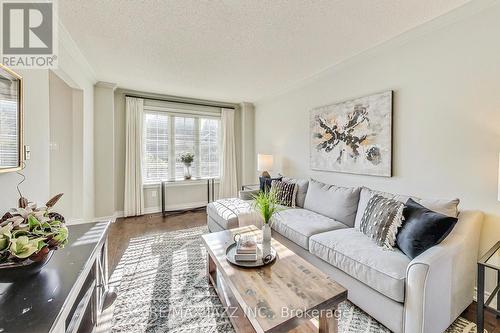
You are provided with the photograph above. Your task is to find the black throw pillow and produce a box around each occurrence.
[259,176,282,192]
[396,198,458,260]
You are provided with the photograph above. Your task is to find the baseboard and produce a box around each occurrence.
[113,201,207,218]
[66,201,208,225]
[142,201,208,214]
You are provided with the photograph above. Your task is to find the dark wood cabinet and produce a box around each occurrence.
[0,221,111,333]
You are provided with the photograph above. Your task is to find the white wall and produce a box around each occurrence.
[49,71,74,217]
[70,90,84,219]
[52,23,97,220]
[94,83,116,217]
[0,70,50,212]
[114,90,126,213]
[255,2,500,291]
[240,102,256,186]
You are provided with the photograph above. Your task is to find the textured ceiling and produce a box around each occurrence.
[59,0,470,102]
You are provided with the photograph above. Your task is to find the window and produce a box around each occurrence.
[143,111,220,183]
[0,99,19,168]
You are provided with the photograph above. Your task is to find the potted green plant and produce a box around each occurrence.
[179,152,194,180]
[0,194,69,281]
[252,189,281,248]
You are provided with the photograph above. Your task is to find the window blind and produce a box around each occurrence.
[0,78,19,168]
[199,118,220,178]
[174,116,197,179]
[143,111,169,181]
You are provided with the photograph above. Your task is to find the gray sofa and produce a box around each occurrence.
[206,178,484,333]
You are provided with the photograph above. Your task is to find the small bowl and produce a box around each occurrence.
[0,251,53,283]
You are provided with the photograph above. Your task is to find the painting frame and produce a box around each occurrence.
[309,90,393,177]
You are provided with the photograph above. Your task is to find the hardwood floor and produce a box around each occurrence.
[108,209,206,273]
[108,211,499,332]
[461,302,500,333]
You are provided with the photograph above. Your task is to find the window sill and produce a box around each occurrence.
[143,178,220,188]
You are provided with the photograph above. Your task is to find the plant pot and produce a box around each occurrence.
[0,250,54,283]
[183,163,192,180]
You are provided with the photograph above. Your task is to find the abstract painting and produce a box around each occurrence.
[310,91,392,177]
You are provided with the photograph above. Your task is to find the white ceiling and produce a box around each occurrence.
[59,0,470,102]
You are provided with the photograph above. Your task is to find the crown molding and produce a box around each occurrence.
[95,81,117,90]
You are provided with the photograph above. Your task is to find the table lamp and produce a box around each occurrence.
[257,154,273,178]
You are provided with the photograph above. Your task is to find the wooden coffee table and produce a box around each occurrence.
[202,225,347,333]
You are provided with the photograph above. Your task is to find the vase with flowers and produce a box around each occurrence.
[180,152,194,180]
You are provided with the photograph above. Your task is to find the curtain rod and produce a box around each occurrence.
[125,94,236,110]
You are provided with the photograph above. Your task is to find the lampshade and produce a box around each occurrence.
[498,153,500,201]
[257,154,273,171]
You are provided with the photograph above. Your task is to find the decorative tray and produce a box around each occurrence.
[225,242,277,268]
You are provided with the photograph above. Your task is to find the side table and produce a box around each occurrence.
[161,178,217,216]
[239,184,260,200]
[477,240,500,332]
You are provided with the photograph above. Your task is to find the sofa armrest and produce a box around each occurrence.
[404,241,456,333]
[403,211,483,333]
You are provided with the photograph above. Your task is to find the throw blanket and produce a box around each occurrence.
[213,198,264,228]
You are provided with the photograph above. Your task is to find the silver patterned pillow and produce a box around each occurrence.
[360,194,405,249]
[270,180,298,207]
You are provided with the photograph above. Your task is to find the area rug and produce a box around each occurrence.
[108,226,483,333]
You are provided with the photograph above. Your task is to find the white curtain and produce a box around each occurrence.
[219,108,238,198]
[124,97,145,217]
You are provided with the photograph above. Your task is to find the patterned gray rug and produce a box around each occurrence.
[109,226,482,333]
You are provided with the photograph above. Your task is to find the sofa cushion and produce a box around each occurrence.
[309,228,410,302]
[271,208,348,250]
[354,187,460,229]
[303,179,361,227]
[282,177,309,208]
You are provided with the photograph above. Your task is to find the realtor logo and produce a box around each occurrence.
[1,0,58,68]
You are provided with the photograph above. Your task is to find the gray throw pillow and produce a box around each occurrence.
[303,179,361,227]
[359,194,405,249]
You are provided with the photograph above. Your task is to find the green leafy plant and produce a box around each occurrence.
[0,224,12,252]
[0,194,68,264]
[9,236,44,259]
[179,152,194,165]
[252,189,282,224]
